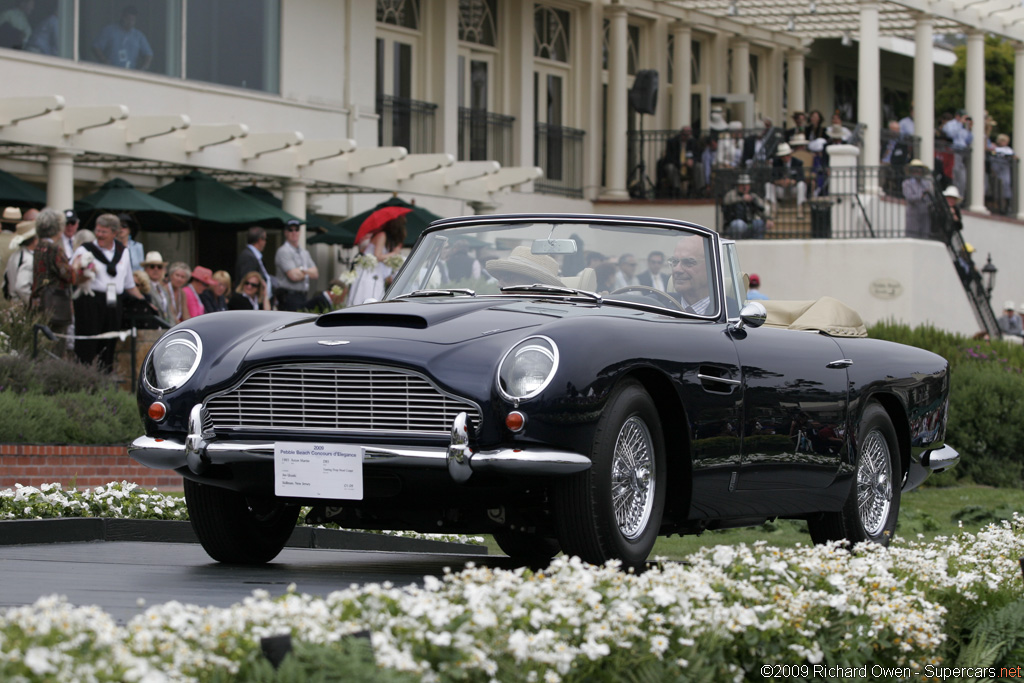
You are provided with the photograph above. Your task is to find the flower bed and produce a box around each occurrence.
[1,482,1023,681]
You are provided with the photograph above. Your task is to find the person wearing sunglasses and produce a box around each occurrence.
[228,271,271,311]
[274,219,318,311]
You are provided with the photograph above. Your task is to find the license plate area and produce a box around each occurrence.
[274,442,363,500]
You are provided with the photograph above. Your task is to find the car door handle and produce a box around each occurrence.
[697,373,741,385]
[826,359,853,369]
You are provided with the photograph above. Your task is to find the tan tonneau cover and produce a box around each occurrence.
[758,296,867,337]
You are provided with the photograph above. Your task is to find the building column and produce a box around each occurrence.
[913,13,934,168]
[670,22,692,129]
[509,0,534,173]
[966,29,988,213]
[857,0,881,173]
[603,3,629,199]
[732,38,750,101]
[282,180,308,246]
[46,150,75,212]
[787,49,805,119]
[1015,43,1024,221]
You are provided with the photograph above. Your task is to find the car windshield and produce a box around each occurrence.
[386,219,720,317]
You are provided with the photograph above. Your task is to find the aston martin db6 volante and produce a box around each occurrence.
[130,214,958,569]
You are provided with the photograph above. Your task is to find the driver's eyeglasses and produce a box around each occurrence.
[667,257,699,268]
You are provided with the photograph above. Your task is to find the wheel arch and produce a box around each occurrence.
[866,392,910,482]
[626,367,692,524]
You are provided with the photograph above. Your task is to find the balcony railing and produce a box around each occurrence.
[713,162,1017,240]
[535,123,585,198]
[377,95,438,153]
[458,108,515,167]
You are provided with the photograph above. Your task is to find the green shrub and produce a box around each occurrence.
[868,319,1024,371]
[0,389,142,444]
[0,355,119,395]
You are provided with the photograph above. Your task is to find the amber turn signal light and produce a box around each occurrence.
[505,411,525,432]
[148,402,167,421]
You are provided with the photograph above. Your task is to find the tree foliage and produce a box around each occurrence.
[935,36,1015,140]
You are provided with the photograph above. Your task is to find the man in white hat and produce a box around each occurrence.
[998,300,1022,337]
[766,142,807,218]
[902,159,934,239]
[0,207,23,295]
[722,173,770,239]
[140,250,172,322]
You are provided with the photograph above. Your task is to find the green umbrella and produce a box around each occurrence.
[150,170,300,227]
[77,177,195,231]
[0,168,46,207]
[309,196,444,247]
[238,185,337,233]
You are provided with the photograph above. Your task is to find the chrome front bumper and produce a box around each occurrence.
[904,443,960,492]
[129,406,591,482]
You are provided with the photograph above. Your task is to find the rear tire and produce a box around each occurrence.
[184,479,300,564]
[554,380,665,570]
[808,402,901,546]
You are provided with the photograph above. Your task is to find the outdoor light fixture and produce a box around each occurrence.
[841,31,853,47]
[982,253,998,297]
[787,15,796,31]
[728,1,738,16]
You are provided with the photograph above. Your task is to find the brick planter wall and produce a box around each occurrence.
[0,445,181,490]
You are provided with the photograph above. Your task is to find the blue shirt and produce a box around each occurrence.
[93,23,152,69]
[746,289,769,300]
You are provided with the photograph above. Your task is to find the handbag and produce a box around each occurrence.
[40,285,72,327]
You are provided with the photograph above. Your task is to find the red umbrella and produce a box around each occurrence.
[354,206,413,245]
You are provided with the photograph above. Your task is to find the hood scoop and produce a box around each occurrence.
[316,311,427,329]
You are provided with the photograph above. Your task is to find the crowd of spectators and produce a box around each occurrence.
[0,206,347,374]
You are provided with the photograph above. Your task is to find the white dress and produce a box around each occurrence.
[346,243,394,306]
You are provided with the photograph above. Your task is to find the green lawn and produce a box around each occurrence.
[481,485,1024,560]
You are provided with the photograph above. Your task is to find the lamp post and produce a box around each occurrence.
[982,254,998,298]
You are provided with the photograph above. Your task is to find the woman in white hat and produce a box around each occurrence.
[3,221,36,305]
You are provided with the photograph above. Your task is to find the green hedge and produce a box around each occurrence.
[868,321,1024,487]
[0,389,142,444]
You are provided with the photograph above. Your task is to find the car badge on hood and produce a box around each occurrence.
[317,340,351,346]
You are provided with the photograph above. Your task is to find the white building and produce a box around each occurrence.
[2,0,1024,334]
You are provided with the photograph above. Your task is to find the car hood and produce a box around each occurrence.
[260,298,566,346]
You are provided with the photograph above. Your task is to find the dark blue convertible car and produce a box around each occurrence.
[130,214,958,568]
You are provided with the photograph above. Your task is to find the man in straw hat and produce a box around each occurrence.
[485,246,563,288]
[902,159,934,239]
[140,251,172,322]
[722,173,770,239]
[766,141,807,218]
[0,207,23,293]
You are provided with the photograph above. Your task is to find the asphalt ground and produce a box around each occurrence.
[0,520,504,624]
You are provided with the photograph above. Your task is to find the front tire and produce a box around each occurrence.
[808,402,901,546]
[184,479,300,564]
[554,380,665,569]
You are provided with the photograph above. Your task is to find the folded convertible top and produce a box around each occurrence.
[757,296,868,337]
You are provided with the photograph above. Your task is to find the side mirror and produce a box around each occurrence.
[730,301,767,333]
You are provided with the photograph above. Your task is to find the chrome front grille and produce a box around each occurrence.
[204,364,481,436]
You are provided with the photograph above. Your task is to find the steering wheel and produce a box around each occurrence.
[608,285,685,310]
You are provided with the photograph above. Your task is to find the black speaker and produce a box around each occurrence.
[629,70,659,116]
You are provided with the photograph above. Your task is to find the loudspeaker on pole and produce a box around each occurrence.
[629,70,659,116]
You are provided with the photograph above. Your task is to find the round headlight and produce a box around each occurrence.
[497,336,559,401]
[144,329,202,392]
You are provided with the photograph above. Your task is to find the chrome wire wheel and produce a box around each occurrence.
[611,416,655,540]
[857,428,893,537]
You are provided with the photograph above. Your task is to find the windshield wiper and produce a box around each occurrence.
[500,284,602,302]
[397,288,477,299]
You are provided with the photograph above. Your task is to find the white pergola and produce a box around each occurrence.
[0,95,543,230]
[650,0,1024,216]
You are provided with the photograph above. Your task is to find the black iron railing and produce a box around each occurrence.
[458,108,515,167]
[535,123,585,198]
[377,95,438,153]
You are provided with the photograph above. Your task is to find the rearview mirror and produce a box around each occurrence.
[532,238,578,255]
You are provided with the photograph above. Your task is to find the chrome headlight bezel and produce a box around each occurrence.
[496,336,559,402]
[143,329,203,395]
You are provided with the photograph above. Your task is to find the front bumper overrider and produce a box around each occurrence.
[129,405,592,483]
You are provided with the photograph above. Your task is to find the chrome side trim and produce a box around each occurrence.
[696,373,741,386]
